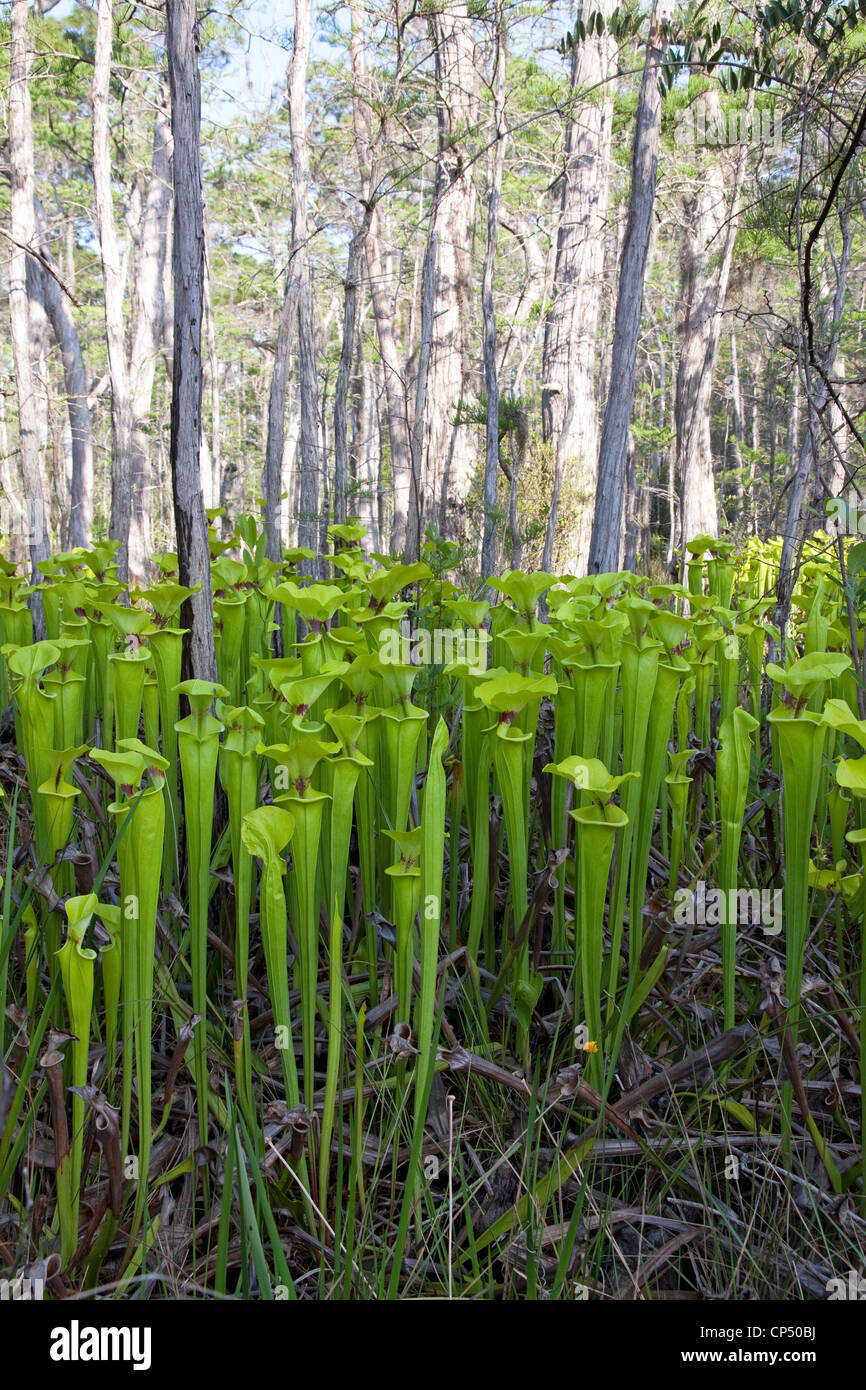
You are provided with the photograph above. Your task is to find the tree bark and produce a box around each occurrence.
[349,0,412,556]
[8,0,50,634]
[128,100,172,582]
[167,0,216,680]
[775,202,853,627]
[588,0,672,574]
[480,2,507,584]
[541,0,616,575]
[417,4,479,549]
[289,0,320,569]
[92,0,133,582]
[33,195,93,549]
[264,274,298,562]
[676,91,749,552]
[333,216,369,529]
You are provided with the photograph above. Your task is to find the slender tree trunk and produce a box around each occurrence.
[333,216,369,529]
[418,3,479,547]
[33,196,93,549]
[354,347,380,552]
[8,0,50,634]
[203,210,221,514]
[407,231,437,561]
[588,0,672,574]
[541,0,616,575]
[264,277,298,562]
[92,0,134,582]
[128,101,172,582]
[167,0,216,680]
[289,0,320,569]
[676,91,749,553]
[480,2,507,584]
[728,323,744,525]
[349,0,412,555]
[775,203,853,626]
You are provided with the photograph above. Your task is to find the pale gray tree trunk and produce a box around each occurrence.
[349,0,412,555]
[8,0,49,635]
[407,230,437,561]
[33,196,93,548]
[128,101,172,582]
[289,0,320,570]
[588,0,672,575]
[204,227,221,516]
[333,216,369,529]
[728,323,744,522]
[167,0,216,680]
[92,0,133,582]
[775,203,853,625]
[480,2,507,584]
[354,355,380,553]
[417,4,479,549]
[541,0,616,575]
[676,91,749,552]
[264,276,298,563]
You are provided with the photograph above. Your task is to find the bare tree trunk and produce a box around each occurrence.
[333,216,369,529]
[728,323,744,525]
[264,277,298,563]
[289,0,319,569]
[8,0,49,634]
[824,353,848,496]
[676,91,749,553]
[775,203,853,626]
[588,0,672,574]
[541,0,616,575]
[203,210,221,514]
[407,230,437,561]
[33,196,93,549]
[349,0,412,556]
[167,0,216,680]
[418,4,479,547]
[354,347,380,552]
[92,0,133,582]
[128,101,172,583]
[480,2,507,584]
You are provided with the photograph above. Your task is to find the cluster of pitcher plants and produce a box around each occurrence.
[0,514,864,1296]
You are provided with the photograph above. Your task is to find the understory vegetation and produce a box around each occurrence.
[0,519,864,1300]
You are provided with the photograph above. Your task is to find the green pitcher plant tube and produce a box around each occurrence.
[384,828,422,1025]
[264,735,336,1108]
[90,740,167,1240]
[56,893,97,1265]
[174,680,228,1144]
[546,756,638,1053]
[240,806,300,1108]
[218,703,266,1110]
[716,707,759,1028]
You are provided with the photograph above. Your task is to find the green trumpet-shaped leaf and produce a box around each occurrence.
[487,569,556,622]
[835,754,866,795]
[765,651,852,702]
[822,697,866,748]
[475,670,557,716]
[241,804,296,863]
[544,755,639,808]
[174,678,230,720]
